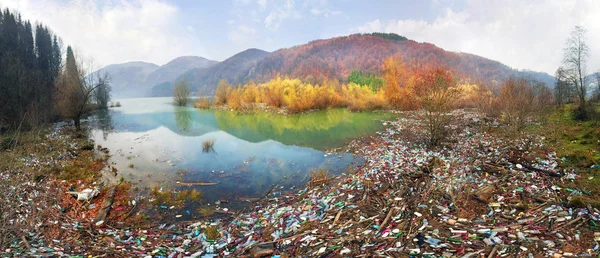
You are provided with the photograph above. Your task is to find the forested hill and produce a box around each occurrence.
[250,33,553,89]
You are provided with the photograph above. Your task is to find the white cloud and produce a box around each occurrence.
[355,0,600,74]
[257,0,267,10]
[357,19,381,33]
[310,8,342,17]
[228,24,257,45]
[0,0,207,68]
[186,25,195,33]
[263,0,299,31]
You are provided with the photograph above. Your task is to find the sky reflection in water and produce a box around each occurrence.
[90,98,394,207]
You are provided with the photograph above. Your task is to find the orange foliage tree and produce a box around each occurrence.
[382,56,416,110]
[413,66,458,146]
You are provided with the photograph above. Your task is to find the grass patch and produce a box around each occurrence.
[537,104,600,168]
[150,186,204,207]
[529,103,600,207]
[204,225,220,241]
[176,189,203,202]
[197,206,216,217]
[308,168,331,187]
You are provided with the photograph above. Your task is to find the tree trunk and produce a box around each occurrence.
[74,116,81,131]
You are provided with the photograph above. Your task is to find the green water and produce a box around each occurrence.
[90,97,395,215]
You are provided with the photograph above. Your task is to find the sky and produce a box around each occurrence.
[1,0,599,74]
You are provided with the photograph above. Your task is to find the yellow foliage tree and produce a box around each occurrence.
[215,79,232,105]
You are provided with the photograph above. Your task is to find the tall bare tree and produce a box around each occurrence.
[54,46,109,130]
[497,78,536,132]
[562,26,590,117]
[554,67,572,106]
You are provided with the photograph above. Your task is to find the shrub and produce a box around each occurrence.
[308,168,331,187]
[202,138,215,153]
[195,97,212,109]
[173,80,191,106]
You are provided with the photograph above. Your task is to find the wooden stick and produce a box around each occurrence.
[553,216,582,231]
[20,234,31,249]
[379,207,397,231]
[276,231,312,243]
[487,245,499,258]
[333,209,343,225]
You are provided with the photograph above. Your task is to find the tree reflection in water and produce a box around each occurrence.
[174,107,191,132]
[95,109,113,140]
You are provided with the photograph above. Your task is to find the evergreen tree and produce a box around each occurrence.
[0,8,63,129]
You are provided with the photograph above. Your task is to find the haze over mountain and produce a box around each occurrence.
[95,61,159,98]
[168,48,270,96]
[96,33,555,98]
[94,56,217,98]
[147,56,217,86]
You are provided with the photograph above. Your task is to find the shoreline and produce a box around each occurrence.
[1,110,598,257]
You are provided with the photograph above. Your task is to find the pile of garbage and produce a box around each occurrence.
[4,113,599,257]
[185,114,595,257]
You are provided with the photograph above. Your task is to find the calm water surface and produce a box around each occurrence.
[89,98,394,214]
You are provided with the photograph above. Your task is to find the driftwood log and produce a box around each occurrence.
[95,185,117,224]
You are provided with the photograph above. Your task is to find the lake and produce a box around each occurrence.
[89,97,395,216]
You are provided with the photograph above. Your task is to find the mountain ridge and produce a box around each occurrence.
[97,33,555,98]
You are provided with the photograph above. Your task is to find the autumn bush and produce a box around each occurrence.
[453,84,489,109]
[493,77,555,133]
[209,76,385,113]
[341,83,386,111]
[194,97,212,109]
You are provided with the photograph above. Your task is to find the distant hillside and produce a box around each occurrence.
[95,61,159,98]
[516,70,556,87]
[94,56,217,98]
[153,49,270,96]
[107,33,555,97]
[146,56,217,86]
